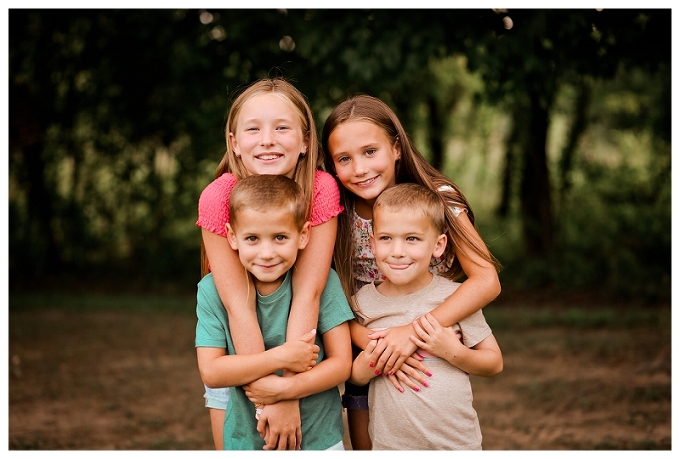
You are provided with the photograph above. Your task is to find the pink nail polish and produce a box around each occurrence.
[423,381,429,388]
[398,387,404,393]
[388,371,393,376]
[369,362,374,368]
[414,386,420,392]
[375,370,381,375]
[426,371,432,377]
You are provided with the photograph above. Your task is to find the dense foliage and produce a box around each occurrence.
[8,9,671,301]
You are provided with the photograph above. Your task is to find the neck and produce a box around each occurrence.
[254,277,285,296]
[354,199,374,220]
[375,272,434,297]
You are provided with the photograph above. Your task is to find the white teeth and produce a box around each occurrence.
[258,154,280,160]
[357,177,376,186]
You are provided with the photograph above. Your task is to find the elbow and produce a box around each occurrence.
[199,368,221,389]
[485,358,503,378]
[489,271,501,301]
[491,359,503,377]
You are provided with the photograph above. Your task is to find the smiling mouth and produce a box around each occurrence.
[256,154,282,161]
[388,263,411,270]
[354,176,377,187]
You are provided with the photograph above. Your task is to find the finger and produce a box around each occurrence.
[387,372,405,393]
[394,369,423,392]
[411,318,429,340]
[405,355,432,377]
[409,333,426,349]
[296,426,302,450]
[299,328,317,343]
[370,339,388,368]
[367,328,389,339]
[417,314,437,335]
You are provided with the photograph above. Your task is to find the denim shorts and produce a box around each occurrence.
[204,385,230,410]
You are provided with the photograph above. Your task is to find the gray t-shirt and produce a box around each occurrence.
[354,274,492,450]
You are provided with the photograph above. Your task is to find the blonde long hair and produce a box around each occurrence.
[321,94,501,307]
[201,78,321,276]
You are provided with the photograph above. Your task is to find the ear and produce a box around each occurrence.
[393,141,401,160]
[297,221,311,250]
[369,231,376,253]
[432,233,447,258]
[300,137,309,156]
[226,223,239,250]
[229,132,240,157]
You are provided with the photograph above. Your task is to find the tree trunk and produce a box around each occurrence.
[520,91,554,257]
[427,95,445,171]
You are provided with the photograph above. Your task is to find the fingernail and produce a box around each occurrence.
[369,362,374,367]
[414,386,420,392]
[375,370,381,375]
[426,371,432,377]
[423,381,429,387]
[398,387,404,393]
[388,371,393,376]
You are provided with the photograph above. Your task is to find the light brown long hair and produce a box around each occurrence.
[321,94,501,308]
[201,78,321,276]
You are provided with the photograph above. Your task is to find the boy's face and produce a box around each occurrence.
[370,207,446,292]
[226,207,309,294]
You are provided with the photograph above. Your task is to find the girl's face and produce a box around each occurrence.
[229,93,308,178]
[327,120,400,207]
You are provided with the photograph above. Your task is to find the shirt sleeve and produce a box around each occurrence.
[317,269,356,334]
[196,173,238,237]
[310,171,344,227]
[195,274,229,349]
[459,310,492,348]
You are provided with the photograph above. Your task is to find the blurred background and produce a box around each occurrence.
[7,8,671,301]
[6,8,673,451]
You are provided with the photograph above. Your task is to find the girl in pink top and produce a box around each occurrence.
[196,78,343,450]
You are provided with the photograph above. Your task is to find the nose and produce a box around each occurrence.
[390,239,405,258]
[260,127,275,146]
[258,241,275,260]
[352,157,368,177]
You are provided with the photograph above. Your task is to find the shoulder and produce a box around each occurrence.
[313,170,340,198]
[437,184,467,216]
[198,173,237,209]
[314,170,337,188]
[310,171,343,225]
[200,173,237,199]
[318,269,355,329]
[197,274,220,306]
[432,274,462,295]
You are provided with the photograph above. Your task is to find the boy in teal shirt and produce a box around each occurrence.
[195,174,354,450]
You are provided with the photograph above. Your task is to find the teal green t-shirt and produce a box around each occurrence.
[195,269,354,450]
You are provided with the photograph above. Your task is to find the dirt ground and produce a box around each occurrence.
[7,292,672,450]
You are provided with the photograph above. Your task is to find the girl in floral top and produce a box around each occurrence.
[321,95,501,450]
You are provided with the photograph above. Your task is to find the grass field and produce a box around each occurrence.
[7,290,672,450]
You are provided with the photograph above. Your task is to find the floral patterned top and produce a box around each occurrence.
[352,202,463,286]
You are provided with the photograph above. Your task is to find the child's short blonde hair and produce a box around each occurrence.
[373,183,447,235]
[229,175,308,231]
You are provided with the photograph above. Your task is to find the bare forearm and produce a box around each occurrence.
[444,346,503,377]
[429,270,500,328]
[286,220,336,344]
[198,347,292,388]
[349,319,371,350]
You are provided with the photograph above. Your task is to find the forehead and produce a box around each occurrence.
[232,206,300,232]
[239,93,300,119]
[372,207,432,233]
[329,120,389,148]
